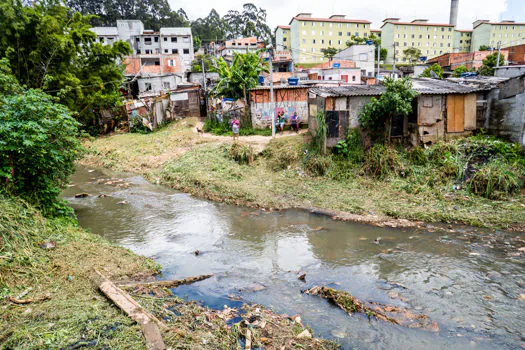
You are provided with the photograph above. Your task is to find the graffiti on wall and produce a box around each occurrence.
[251,102,308,128]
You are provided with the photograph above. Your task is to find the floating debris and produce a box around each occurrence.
[74,193,90,198]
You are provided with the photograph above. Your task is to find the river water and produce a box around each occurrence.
[63,166,525,349]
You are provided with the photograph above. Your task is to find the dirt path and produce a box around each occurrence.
[194,121,309,152]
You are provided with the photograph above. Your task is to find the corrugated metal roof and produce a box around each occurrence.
[411,78,483,94]
[309,85,385,97]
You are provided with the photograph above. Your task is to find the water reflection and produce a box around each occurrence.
[62,166,524,350]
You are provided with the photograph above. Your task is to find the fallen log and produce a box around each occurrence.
[304,286,438,332]
[94,269,166,350]
[119,274,213,290]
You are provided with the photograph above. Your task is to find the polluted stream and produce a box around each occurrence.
[62,166,525,349]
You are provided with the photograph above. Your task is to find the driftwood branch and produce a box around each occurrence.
[94,269,166,350]
[8,295,50,304]
[119,274,214,290]
[304,286,438,332]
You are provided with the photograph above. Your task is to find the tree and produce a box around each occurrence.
[0,60,83,216]
[191,9,229,51]
[191,54,215,73]
[479,45,490,51]
[403,47,422,65]
[0,1,131,133]
[420,63,444,79]
[222,4,272,42]
[322,47,338,60]
[213,52,268,101]
[452,65,473,77]
[193,36,202,52]
[479,53,504,76]
[359,77,418,143]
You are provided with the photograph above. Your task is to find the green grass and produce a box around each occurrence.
[83,123,525,229]
[0,196,161,349]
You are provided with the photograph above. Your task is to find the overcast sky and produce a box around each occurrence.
[170,0,524,30]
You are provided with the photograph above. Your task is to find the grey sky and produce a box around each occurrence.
[169,0,524,31]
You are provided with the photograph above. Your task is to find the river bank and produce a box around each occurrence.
[0,195,338,349]
[81,118,525,231]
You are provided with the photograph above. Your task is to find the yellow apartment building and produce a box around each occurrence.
[289,13,372,64]
[453,30,472,52]
[381,18,455,64]
[275,25,291,51]
[471,20,525,52]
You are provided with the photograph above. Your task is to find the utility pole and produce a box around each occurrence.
[201,58,207,117]
[496,41,502,68]
[268,46,275,138]
[376,43,381,84]
[392,48,396,77]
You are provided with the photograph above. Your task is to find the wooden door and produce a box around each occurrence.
[447,95,465,133]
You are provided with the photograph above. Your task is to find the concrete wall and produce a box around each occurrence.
[334,45,375,77]
[137,76,180,97]
[495,66,525,78]
[250,88,309,128]
[485,76,525,145]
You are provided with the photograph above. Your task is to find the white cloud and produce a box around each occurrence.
[170,0,513,31]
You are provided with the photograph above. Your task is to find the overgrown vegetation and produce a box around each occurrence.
[420,63,444,79]
[359,78,418,143]
[0,61,83,216]
[479,52,505,76]
[226,143,254,165]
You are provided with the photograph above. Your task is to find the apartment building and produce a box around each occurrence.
[454,30,472,52]
[471,20,525,52]
[370,29,382,39]
[275,25,291,51]
[216,37,263,61]
[381,18,455,64]
[289,13,372,64]
[91,20,194,73]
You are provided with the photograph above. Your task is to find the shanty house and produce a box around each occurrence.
[249,86,309,128]
[308,78,484,146]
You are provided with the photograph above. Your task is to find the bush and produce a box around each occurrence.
[407,147,427,166]
[332,129,365,164]
[362,144,404,179]
[467,159,522,199]
[227,143,254,165]
[0,89,83,216]
[264,139,301,171]
[303,154,333,177]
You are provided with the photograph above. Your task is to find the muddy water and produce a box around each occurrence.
[63,166,525,349]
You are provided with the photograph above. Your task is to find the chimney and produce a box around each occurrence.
[449,0,459,26]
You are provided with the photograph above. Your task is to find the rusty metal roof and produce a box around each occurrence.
[309,85,386,97]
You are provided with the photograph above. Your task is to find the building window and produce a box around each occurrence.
[168,59,176,66]
[164,37,167,41]
[302,39,306,44]
[154,37,159,42]
[411,34,415,38]
[338,40,341,44]
[164,49,168,53]
[311,48,315,52]
[145,49,152,54]
[329,31,333,36]
[321,30,324,35]
[144,37,152,45]
[321,39,324,44]
[312,39,316,44]
[412,42,414,46]
[347,32,351,36]
[352,75,356,81]
[136,37,140,42]
[338,32,342,36]
[441,27,444,31]
[172,49,178,54]
[312,22,315,26]
[311,30,315,35]
[171,37,177,42]
[302,22,306,26]
[136,49,141,54]
[154,61,160,66]
[145,83,152,91]
[183,48,190,54]
[283,37,287,42]
[329,40,332,45]
[359,53,368,61]
[355,32,359,36]
[183,37,190,43]
[100,38,104,43]
[419,34,422,38]
[302,30,306,35]
[330,23,333,28]
[364,33,367,37]
[404,42,407,46]
[163,82,170,89]
[397,34,400,38]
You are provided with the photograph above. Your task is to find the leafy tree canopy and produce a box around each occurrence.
[359,78,417,143]
[479,45,490,51]
[212,52,268,100]
[403,47,422,65]
[222,4,272,43]
[191,54,215,73]
[322,47,338,60]
[66,0,189,30]
[452,65,474,77]
[420,63,444,79]
[0,60,83,216]
[479,53,504,76]
[0,0,131,133]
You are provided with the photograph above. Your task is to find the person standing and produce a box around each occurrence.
[290,112,299,133]
[232,117,240,141]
